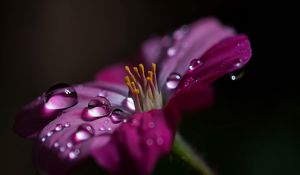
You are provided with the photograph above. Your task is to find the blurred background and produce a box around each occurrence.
[1,0,299,174]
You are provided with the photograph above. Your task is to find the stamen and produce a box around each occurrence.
[124,63,163,112]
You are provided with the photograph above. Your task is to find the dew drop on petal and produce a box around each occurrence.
[55,124,63,132]
[41,136,46,142]
[148,122,155,129]
[59,146,66,152]
[69,149,80,160]
[83,96,111,120]
[47,131,54,137]
[53,142,60,148]
[67,142,73,148]
[156,137,164,145]
[44,83,78,110]
[167,47,177,57]
[146,138,154,146]
[188,59,203,71]
[166,73,181,90]
[72,124,94,144]
[110,109,126,123]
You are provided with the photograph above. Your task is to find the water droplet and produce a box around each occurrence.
[68,149,80,159]
[234,59,243,68]
[156,137,164,145]
[188,59,203,71]
[67,142,73,148]
[110,109,126,123]
[72,124,94,144]
[146,138,154,146]
[166,73,181,89]
[99,127,105,131]
[173,25,189,40]
[167,47,177,57]
[41,136,46,142]
[64,123,70,128]
[230,70,244,81]
[131,119,139,126]
[124,97,135,111]
[83,96,111,120]
[53,142,60,148]
[44,83,78,110]
[148,122,155,129]
[47,131,54,137]
[59,146,66,152]
[55,124,63,132]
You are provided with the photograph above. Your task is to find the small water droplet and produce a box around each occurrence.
[55,124,63,132]
[124,97,135,111]
[99,127,105,131]
[188,59,203,71]
[68,149,80,159]
[234,59,243,68]
[131,119,139,126]
[107,127,112,131]
[166,73,181,89]
[156,137,164,145]
[41,136,46,142]
[83,96,111,120]
[72,124,94,144]
[123,119,128,123]
[148,122,155,129]
[47,131,54,137]
[64,123,70,128]
[53,142,60,148]
[173,25,189,40]
[167,47,177,57]
[44,83,78,110]
[59,146,66,152]
[146,138,154,146]
[67,142,73,148]
[110,109,126,123]
[230,70,244,81]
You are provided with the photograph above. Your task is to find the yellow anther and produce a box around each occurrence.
[125,65,136,83]
[152,63,156,74]
[124,76,130,83]
[139,64,145,76]
[148,71,153,79]
[133,67,140,77]
[133,89,140,95]
[131,81,137,90]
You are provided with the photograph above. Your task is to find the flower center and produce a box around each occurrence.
[124,63,163,112]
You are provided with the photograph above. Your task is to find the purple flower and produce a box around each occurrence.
[14,18,251,175]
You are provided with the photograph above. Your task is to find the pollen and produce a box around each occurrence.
[124,63,162,112]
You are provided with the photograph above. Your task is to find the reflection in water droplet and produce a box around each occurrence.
[72,124,94,144]
[55,124,63,132]
[124,97,135,111]
[167,47,177,57]
[235,59,243,68]
[110,109,126,123]
[83,96,111,121]
[166,73,181,90]
[44,83,78,110]
[188,59,203,71]
[69,149,80,160]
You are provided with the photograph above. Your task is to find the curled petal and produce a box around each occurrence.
[95,64,128,85]
[159,18,235,86]
[178,34,252,88]
[91,109,176,175]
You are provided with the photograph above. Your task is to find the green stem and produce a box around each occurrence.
[172,133,215,175]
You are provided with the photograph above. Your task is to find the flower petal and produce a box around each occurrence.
[95,64,128,85]
[91,109,176,175]
[166,85,214,113]
[158,18,235,86]
[178,34,252,88]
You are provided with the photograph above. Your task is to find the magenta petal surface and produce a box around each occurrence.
[95,64,128,85]
[158,18,235,86]
[91,109,175,175]
[178,34,252,88]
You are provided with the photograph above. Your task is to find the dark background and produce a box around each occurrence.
[1,0,299,174]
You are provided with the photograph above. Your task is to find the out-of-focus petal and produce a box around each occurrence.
[91,109,176,175]
[95,64,128,85]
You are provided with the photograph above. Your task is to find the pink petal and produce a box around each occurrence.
[158,17,235,86]
[94,64,128,85]
[178,34,252,88]
[91,109,176,175]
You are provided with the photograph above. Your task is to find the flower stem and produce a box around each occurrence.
[172,133,215,175]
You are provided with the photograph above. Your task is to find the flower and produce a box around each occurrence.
[14,17,252,175]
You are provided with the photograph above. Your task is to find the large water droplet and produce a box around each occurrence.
[83,96,111,120]
[166,73,181,90]
[72,124,94,144]
[110,109,126,123]
[188,59,203,71]
[44,83,78,110]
